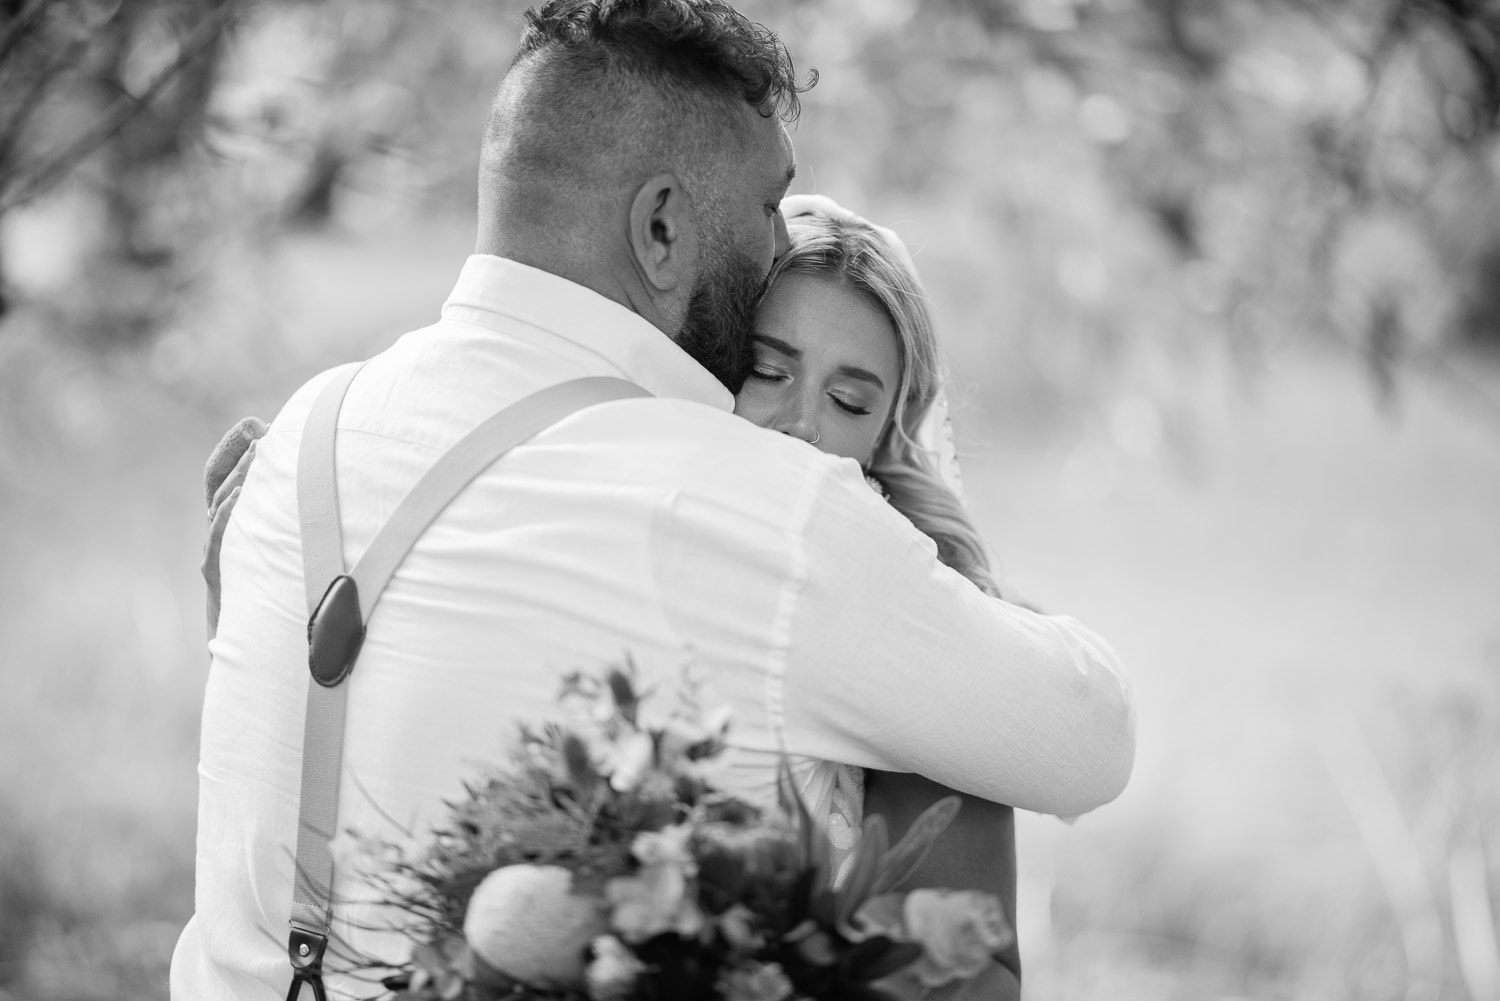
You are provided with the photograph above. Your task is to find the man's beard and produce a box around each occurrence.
[676,245,766,394]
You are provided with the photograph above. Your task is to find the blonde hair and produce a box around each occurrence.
[769,209,1001,597]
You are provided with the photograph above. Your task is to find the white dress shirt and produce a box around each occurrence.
[171,255,1134,1000]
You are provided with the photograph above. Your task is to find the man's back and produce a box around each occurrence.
[173,258,802,997]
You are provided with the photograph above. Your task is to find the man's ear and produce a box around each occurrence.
[628,172,696,293]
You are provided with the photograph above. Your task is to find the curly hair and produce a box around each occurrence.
[517,0,813,121]
[767,211,1002,598]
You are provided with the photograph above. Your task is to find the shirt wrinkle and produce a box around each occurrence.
[762,462,828,753]
[439,255,733,412]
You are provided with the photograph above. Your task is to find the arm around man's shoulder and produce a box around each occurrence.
[769,456,1135,817]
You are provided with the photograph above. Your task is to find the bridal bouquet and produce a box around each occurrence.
[360,664,1011,1001]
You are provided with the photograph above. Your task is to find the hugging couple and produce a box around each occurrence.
[173,2,1136,999]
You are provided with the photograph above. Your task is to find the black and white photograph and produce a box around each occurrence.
[1,1,1498,999]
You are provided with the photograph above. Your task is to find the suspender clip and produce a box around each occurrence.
[308,574,364,687]
[286,928,329,1001]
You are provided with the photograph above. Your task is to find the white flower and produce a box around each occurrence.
[716,961,794,1001]
[584,935,647,1001]
[631,824,694,868]
[605,829,703,943]
[661,704,733,751]
[609,731,656,792]
[717,904,765,953]
[463,864,609,989]
[902,889,1012,987]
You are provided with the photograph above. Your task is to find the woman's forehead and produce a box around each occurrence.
[757,273,900,373]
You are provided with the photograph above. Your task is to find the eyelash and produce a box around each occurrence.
[748,370,872,416]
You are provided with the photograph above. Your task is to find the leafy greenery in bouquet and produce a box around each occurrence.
[362,664,1011,1001]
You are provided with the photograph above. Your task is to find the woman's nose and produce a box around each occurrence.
[774,401,818,445]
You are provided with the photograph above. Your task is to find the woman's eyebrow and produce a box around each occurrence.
[754,335,886,390]
[752,333,801,358]
[835,365,886,391]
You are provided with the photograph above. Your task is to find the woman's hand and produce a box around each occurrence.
[203,417,266,638]
[864,771,1022,1001]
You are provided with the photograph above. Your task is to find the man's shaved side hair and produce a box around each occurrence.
[478,0,811,244]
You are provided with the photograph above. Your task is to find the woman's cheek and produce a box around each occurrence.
[732,390,777,430]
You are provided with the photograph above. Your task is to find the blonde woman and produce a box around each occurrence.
[737,194,1021,998]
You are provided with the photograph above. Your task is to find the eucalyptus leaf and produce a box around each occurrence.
[869,796,961,896]
[605,665,638,725]
[776,758,822,880]
[835,815,888,928]
[561,733,598,799]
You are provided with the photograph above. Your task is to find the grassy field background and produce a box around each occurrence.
[1,215,1497,1000]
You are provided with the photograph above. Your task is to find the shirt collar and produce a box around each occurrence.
[441,254,734,411]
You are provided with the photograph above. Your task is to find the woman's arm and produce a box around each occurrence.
[202,417,266,638]
[864,770,1021,1001]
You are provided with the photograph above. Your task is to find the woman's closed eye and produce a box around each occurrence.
[748,364,789,382]
[830,393,873,416]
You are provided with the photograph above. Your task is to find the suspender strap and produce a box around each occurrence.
[286,372,651,1000]
[290,364,363,946]
[298,364,363,616]
[346,377,652,621]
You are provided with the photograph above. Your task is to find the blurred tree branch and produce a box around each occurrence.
[0,0,53,69]
[0,0,1495,431]
[0,0,239,215]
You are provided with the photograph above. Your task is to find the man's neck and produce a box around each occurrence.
[475,224,674,340]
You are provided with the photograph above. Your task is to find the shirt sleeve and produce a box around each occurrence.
[776,460,1136,817]
[651,428,1136,819]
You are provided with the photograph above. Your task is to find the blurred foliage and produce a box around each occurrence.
[2,5,1500,1000]
[1,0,1498,412]
[0,0,235,341]
[0,0,510,343]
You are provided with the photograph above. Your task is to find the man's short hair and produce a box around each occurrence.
[516,0,810,123]
[480,0,812,221]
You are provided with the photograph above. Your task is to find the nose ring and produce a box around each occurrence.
[808,431,820,445]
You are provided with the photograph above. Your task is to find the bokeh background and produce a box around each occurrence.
[2,0,1499,998]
